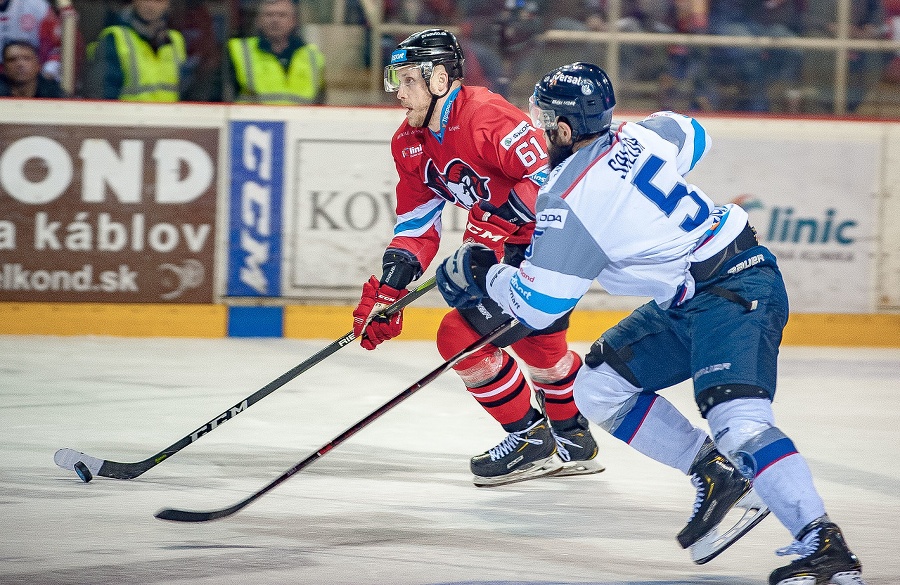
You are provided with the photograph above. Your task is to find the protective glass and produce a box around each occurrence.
[528,94,558,130]
[384,62,433,92]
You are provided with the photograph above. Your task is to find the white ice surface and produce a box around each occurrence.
[1,335,898,585]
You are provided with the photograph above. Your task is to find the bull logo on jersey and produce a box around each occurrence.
[424,158,490,210]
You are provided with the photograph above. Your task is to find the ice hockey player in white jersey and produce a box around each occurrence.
[435,62,866,585]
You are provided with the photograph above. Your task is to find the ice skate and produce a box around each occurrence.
[677,441,770,564]
[470,417,562,487]
[550,414,605,477]
[769,518,866,585]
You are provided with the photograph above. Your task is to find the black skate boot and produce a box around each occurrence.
[470,416,562,487]
[769,517,865,585]
[677,439,770,563]
[550,414,605,477]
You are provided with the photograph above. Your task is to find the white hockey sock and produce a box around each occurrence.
[574,362,708,473]
[624,395,710,474]
[707,399,826,538]
[752,455,826,537]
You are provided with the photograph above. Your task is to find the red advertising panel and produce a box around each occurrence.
[0,124,218,303]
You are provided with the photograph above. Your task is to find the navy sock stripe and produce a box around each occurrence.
[754,436,797,476]
[544,395,575,404]
[612,393,657,444]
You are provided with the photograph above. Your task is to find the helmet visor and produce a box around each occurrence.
[529,94,558,130]
[384,62,433,92]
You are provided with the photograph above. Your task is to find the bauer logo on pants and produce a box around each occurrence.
[227,121,285,297]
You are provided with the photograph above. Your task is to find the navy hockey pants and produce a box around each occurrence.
[598,246,789,409]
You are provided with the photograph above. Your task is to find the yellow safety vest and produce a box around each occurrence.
[99,26,186,102]
[228,37,324,105]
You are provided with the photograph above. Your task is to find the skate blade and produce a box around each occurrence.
[690,488,770,564]
[774,572,866,585]
[472,455,563,487]
[552,455,606,477]
[831,572,867,585]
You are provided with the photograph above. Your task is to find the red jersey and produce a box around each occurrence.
[388,85,549,273]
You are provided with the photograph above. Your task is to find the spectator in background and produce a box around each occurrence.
[0,39,64,96]
[383,0,457,25]
[659,0,720,112]
[456,18,506,94]
[226,0,325,104]
[86,0,186,101]
[544,1,679,101]
[708,0,804,112]
[0,0,62,80]
[170,0,221,101]
[884,0,900,84]
[455,0,543,98]
[804,0,887,112]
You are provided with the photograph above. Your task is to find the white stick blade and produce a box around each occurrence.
[54,448,104,475]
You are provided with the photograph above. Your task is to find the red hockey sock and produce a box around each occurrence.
[465,352,533,427]
[531,351,582,423]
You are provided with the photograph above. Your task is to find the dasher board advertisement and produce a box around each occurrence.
[226,120,285,297]
[690,129,878,314]
[0,124,218,303]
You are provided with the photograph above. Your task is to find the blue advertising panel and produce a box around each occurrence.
[227,121,284,296]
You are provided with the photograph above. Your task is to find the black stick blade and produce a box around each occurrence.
[155,505,242,522]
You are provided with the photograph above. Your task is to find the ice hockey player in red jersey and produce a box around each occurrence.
[353,29,605,487]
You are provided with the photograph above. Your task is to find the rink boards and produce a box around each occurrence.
[0,100,899,344]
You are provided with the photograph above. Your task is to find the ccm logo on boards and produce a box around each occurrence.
[227,121,285,296]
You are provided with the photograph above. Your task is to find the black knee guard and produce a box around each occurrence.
[584,337,641,388]
[695,384,772,418]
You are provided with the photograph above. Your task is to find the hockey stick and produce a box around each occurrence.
[54,276,437,481]
[155,318,519,522]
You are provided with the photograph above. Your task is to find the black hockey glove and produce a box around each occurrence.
[436,243,498,309]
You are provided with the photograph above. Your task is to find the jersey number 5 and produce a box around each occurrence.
[632,155,710,231]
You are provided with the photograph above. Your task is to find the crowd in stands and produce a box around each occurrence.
[0,0,898,116]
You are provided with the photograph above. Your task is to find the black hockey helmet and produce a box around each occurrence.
[384,28,465,92]
[530,62,616,140]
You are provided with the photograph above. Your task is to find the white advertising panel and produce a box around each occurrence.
[688,119,880,313]
[282,110,470,302]
[282,113,888,312]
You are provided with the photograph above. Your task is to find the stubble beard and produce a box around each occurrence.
[547,134,574,171]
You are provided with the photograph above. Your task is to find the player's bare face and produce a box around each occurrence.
[395,67,431,127]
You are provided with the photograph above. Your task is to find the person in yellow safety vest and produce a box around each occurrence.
[227,0,326,105]
[88,0,185,101]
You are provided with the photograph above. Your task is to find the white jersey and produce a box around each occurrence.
[485,111,749,331]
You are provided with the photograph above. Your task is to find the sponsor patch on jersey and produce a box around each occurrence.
[500,121,533,151]
[528,168,548,186]
[536,209,568,230]
[401,144,423,158]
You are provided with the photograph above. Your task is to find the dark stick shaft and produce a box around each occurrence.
[56,277,437,480]
[155,318,519,522]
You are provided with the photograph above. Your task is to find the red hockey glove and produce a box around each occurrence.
[352,276,408,350]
